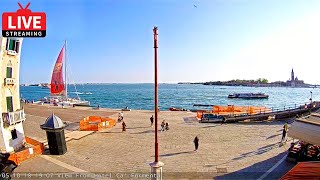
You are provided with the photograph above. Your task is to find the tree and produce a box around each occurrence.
[261,78,268,84]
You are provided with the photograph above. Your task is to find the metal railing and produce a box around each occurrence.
[199,101,320,119]
[4,78,15,85]
[227,101,319,119]
[2,109,26,126]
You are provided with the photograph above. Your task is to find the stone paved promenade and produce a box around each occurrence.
[13,104,295,179]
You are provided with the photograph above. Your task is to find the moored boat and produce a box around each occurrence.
[228,93,269,99]
[169,107,188,111]
[41,41,90,107]
[121,107,131,111]
[41,84,50,89]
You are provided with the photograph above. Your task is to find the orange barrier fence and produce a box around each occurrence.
[196,105,271,118]
[212,105,271,115]
[196,110,212,119]
[196,112,202,119]
[8,136,45,165]
[80,116,116,131]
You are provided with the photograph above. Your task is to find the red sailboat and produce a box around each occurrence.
[41,41,90,106]
[50,46,65,96]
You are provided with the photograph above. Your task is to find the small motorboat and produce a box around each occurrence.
[121,107,131,111]
[169,107,188,111]
[228,93,269,99]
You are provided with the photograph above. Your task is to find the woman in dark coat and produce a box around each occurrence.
[122,121,127,132]
[194,136,199,152]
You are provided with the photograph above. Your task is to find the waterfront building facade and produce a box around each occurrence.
[0,37,26,153]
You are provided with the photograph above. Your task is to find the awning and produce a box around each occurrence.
[287,114,320,146]
[280,162,320,180]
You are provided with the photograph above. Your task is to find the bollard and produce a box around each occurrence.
[40,114,67,155]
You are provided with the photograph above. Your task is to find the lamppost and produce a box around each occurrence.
[149,26,164,180]
[309,91,313,115]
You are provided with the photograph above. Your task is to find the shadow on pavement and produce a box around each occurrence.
[215,152,295,180]
[232,143,281,161]
[202,125,218,128]
[151,151,193,158]
[132,130,155,134]
[266,133,282,140]
[126,126,150,130]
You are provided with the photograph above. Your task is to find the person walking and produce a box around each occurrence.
[118,113,122,123]
[122,121,127,132]
[281,122,289,142]
[165,122,169,131]
[221,116,226,125]
[120,112,124,121]
[150,115,154,127]
[194,136,199,152]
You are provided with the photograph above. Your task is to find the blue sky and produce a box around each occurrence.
[1,0,320,84]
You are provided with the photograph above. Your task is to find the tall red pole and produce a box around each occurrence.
[153,26,159,162]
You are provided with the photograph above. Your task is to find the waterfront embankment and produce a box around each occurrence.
[15,104,295,179]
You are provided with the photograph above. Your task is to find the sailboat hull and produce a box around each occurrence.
[59,100,90,107]
[41,96,90,107]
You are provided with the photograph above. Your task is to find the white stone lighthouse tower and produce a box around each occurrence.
[0,37,26,153]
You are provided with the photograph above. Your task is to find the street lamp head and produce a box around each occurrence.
[153,26,158,34]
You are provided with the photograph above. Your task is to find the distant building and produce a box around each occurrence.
[287,68,305,87]
[0,37,26,153]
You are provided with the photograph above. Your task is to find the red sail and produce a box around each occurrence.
[50,46,65,95]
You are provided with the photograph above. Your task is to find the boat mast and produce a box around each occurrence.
[65,40,68,100]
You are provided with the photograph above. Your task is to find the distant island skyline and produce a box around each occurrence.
[178,69,319,88]
[21,69,320,87]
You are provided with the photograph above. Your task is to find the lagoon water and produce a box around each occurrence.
[20,84,320,110]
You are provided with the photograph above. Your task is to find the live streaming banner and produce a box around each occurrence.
[2,3,46,38]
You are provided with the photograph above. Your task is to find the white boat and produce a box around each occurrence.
[121,107,131,111]
[228,93,269,99]
[41,41,90,107]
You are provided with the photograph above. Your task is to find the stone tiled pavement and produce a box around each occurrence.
[15,104,294,179]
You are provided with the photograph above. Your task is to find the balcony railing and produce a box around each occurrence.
[4,78,15,85]
[6,50,17,56]
[2,109,26,126]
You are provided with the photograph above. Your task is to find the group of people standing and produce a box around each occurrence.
[149,115,169,132]
[160,120,169,132]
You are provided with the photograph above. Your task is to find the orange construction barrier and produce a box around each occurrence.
[8,136,45,165]
[196,110,211,119]
[210,105,271,115]
[80,116,116,131]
